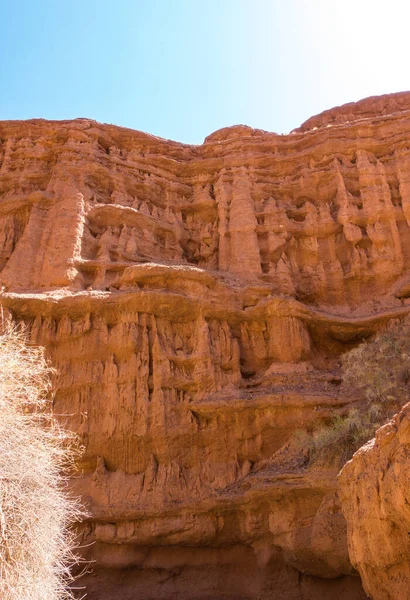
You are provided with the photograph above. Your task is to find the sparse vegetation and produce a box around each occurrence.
[308,317,410,466]
[309,406,383,466]
[0,319,83,600]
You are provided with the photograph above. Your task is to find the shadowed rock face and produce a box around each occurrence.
[3,92,410,599]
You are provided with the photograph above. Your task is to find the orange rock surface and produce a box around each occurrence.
[339,402,410,600]
[2,92,410,598]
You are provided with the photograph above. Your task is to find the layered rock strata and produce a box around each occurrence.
[2,93,410,598]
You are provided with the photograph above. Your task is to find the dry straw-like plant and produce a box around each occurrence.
[0,318,84,600]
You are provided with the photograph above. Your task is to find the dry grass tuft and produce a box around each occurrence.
[0,318,84,600]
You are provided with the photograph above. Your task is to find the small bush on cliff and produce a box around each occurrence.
[0,320,83,600]
[342,317,410,407]
[309,317,410,466]
[309,406,383,466]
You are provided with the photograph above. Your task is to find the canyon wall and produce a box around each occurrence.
[2,93,410,598]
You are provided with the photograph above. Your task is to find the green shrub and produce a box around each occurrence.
[309,407,383,466]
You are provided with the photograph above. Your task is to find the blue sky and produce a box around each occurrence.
[1,0,410,144]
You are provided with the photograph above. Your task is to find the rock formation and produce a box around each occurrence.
[339,401,410,600]
[3,92,410,598]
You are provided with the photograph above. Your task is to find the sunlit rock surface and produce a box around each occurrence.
[2,92,410,598]
[339,402,410,600]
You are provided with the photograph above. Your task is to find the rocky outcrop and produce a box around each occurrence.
[339,402,410,600]
[3,92,410,598]
[293,91,410,133]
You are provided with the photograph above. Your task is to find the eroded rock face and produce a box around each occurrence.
[2,92,410,598]
[339,403,410,600]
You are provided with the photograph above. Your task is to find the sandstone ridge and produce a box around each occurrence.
[293,90,410,133]
[2,92,410,599]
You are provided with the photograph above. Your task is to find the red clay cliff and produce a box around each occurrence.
[2,93,410,599]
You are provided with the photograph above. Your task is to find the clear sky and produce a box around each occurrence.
[1,0,410,144]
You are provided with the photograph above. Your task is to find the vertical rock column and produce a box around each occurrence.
[218,168,262,276]
[215,170,231,272]
[357,150,403,280]
[0,190,86,290]
[230,168,262,276]
[395,149,410,226]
